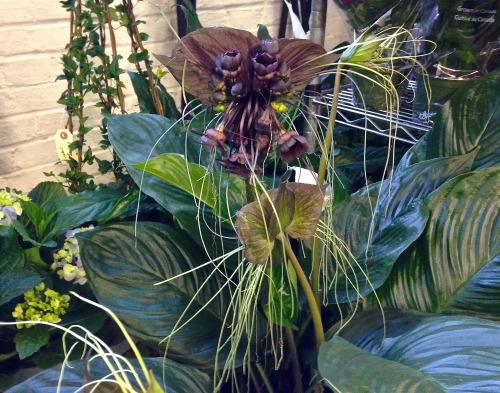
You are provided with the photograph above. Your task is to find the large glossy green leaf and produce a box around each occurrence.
[27,181,67,208]
[5,357,210,393]
[329,195,373,256]
[106,113,209,169]
[128,71,181,120]
[129,70,162,115]
[369,167,500,319]
[399,69,500,171]
[43,184,130,242]
[156,80,182,121]
[19,200,47,239]
[328,150,479,302]
[11,219,56,248]
[328,200,429,302]
[0,269,41,305]
[376,150,477,228]
[105,114,201,232]
[443,254,500,318]
[132,153,217,208]
[107,113,242,260]
[355,149,477,222]
[340,144,406,186]
[330,168,351,207]
[133,153,246,220]
[98,185,151,224]
[264,262,299,329]
[0,225,25,272]
[320,337,445,393]
[14,324,50,360]
[77,221,238,368]
[320,310,500,393]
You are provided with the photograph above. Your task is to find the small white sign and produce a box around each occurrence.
[54,129,78,163]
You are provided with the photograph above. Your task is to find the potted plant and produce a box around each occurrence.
[413,0,499,120]
[345,1,423,111]
[2,8,500,393]
[333,0,400,34]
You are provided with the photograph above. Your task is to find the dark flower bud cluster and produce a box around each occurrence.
[209,74,227,104]
[158,29,327,178]
[219,151,263,179]
[215,50,242,78]
[270,62,292,95]
[251,42,292,95]
[230,82,247,98]
[262,40,279,55]
[252,51,279,81]
[208,40,294,108]
[197,38,311,177]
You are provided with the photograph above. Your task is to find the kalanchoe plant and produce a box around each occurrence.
[155,27,330,177]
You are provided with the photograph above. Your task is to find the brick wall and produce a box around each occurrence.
[0,0,351,192]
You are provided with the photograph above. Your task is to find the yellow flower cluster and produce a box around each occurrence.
[0,189,30,225]
[51,226,94,285]
[12,283,70,329]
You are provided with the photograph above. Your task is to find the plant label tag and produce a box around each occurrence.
[55,129,78,163]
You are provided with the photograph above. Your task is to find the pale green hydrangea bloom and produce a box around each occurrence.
[0,189,30,225]
[12,283,70,329]
[51,225,95,285]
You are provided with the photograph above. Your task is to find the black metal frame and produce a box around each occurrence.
[278,0,312,38]
[176,0,197,38]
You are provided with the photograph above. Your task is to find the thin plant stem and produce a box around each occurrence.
[70,292,152,388]
[249,366,262,393]
[255,362,275,393]
[245,178,255,203]
[66,10,75,135]
[76,0,85,176]
[122,0,163,115]
[296,314,312,344]
[317,64,344,186]
[286,327,303,393]
[104,1,126,112]
[276,233,325,344]
[311,64,344,304]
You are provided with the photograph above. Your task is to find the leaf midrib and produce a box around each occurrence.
[81,224,228,326]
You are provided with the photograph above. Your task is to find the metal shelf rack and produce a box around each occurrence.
[312,82,432,145]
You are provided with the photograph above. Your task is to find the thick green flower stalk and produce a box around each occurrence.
[12,283,70,329]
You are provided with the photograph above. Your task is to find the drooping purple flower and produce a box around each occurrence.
[277,131,309,163]
[155,27,331,176]
[200,128,227,155]
[220,150,263,179]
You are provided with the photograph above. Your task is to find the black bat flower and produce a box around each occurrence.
[156,27,330,177]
